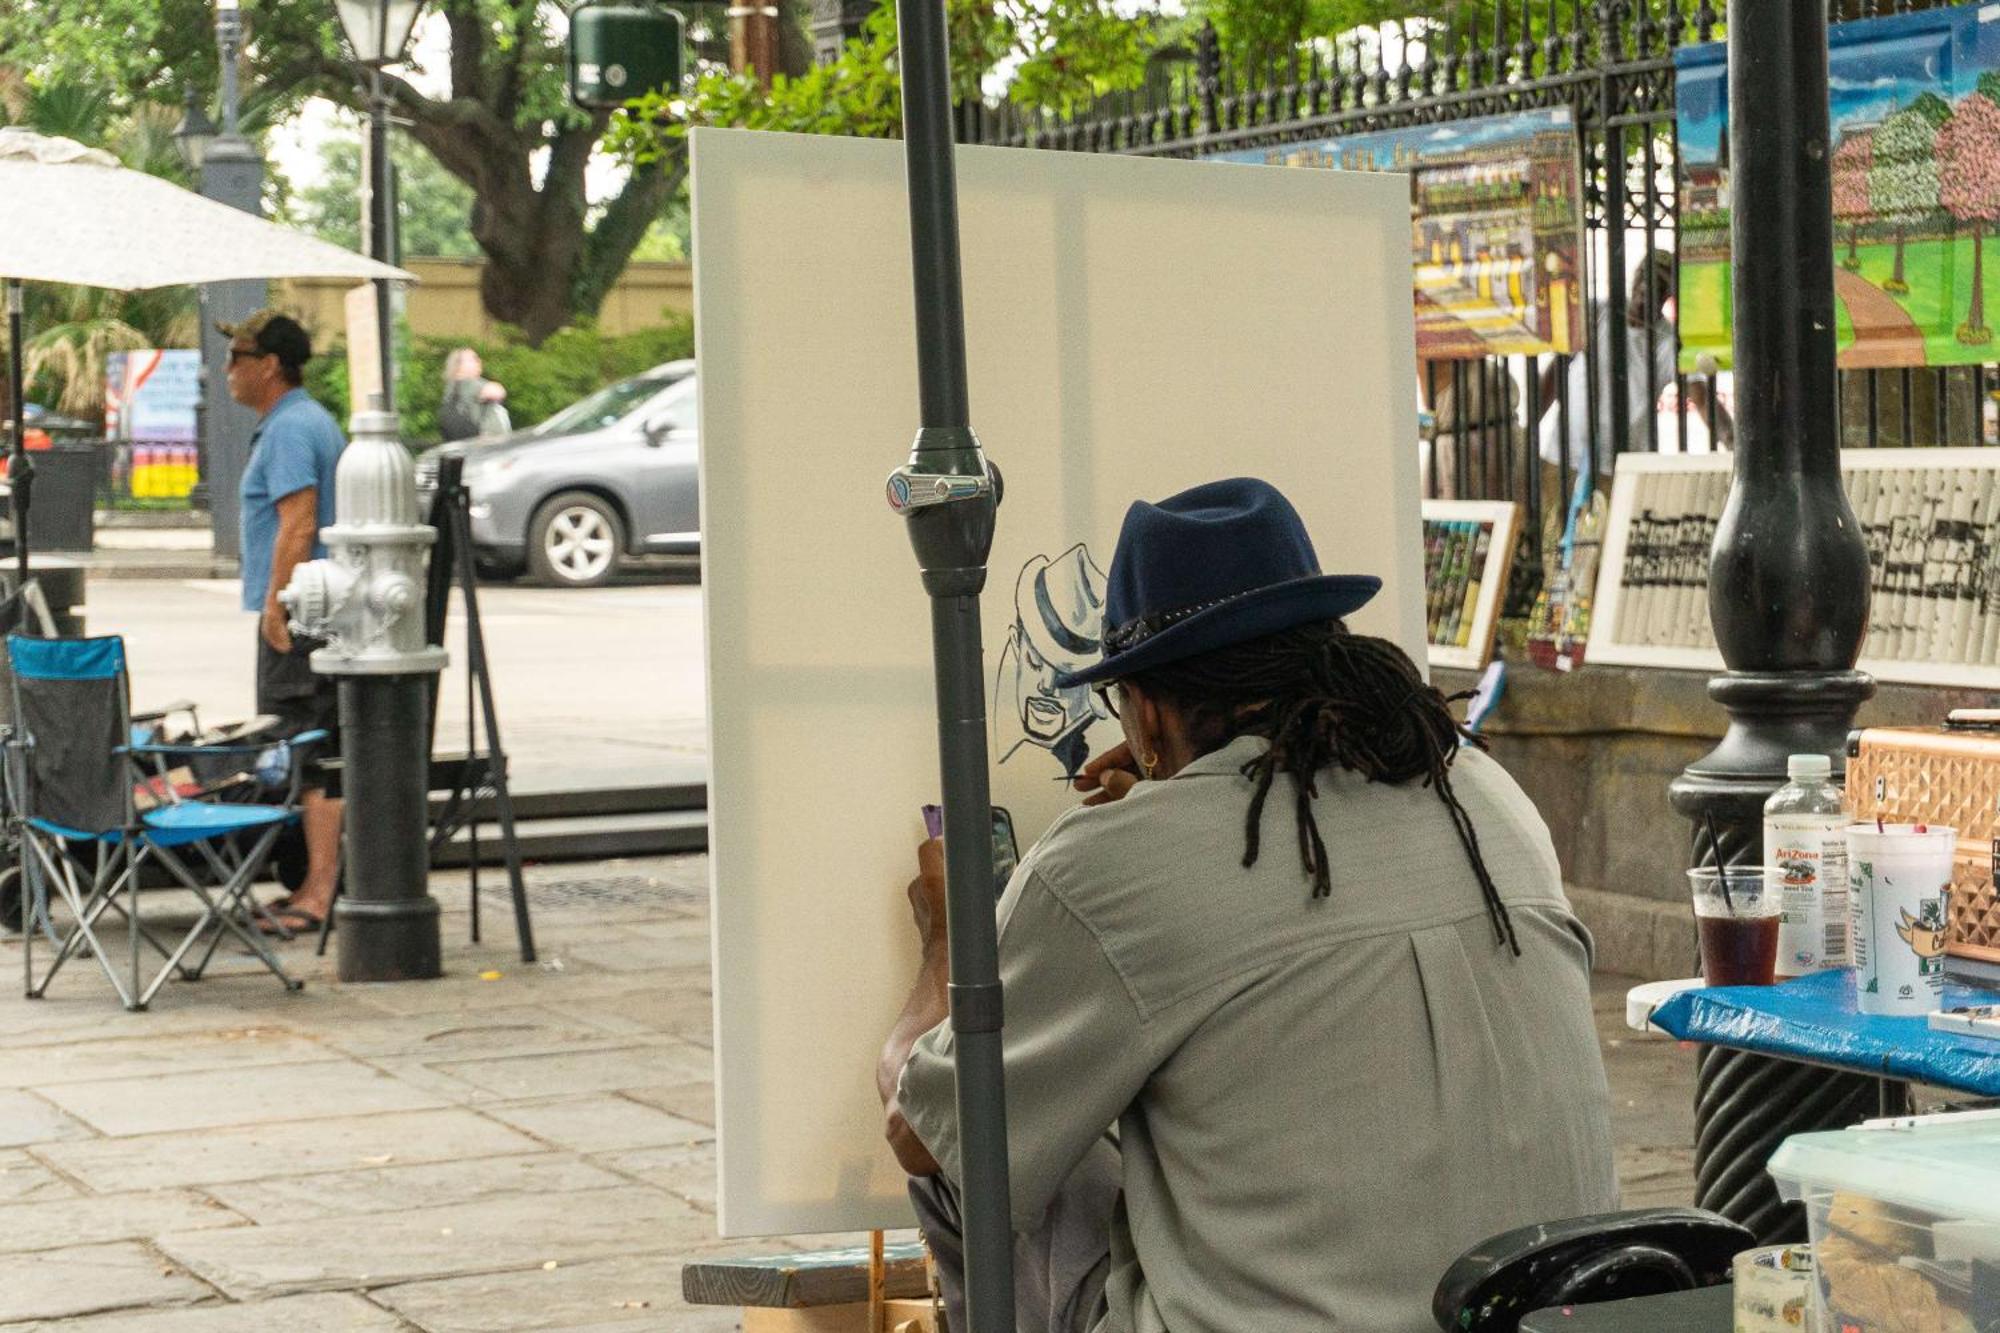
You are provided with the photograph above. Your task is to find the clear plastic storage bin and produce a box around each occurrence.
[1769,1116,2000,1332]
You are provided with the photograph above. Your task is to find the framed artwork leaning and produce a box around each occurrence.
[1422,499,1519,672]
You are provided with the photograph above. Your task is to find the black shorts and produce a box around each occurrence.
[254,623,341,769]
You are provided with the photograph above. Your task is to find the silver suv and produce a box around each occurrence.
[415,359,699,587]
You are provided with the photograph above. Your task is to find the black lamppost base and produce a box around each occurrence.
[336,895,442,983]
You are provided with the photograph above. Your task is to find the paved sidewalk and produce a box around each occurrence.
[0,851,1699,1329]
[0,856,867,1331]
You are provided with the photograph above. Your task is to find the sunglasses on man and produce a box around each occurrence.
[227,347,272,366]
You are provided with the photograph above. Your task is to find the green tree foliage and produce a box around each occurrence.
[282,130,479,259]
[609,0,1163,158]
[0,0,683,344]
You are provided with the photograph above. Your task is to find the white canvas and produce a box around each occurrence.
[694,128,1424,1236]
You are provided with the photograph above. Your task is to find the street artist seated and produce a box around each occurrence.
[878,478,1617,1333]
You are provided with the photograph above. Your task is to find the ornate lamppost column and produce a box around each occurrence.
[1667,0,1879,1242]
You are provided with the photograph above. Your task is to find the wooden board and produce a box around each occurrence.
[695,128,1423,1235]
[681,1242,931,1309]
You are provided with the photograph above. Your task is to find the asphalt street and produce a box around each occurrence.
[82,573,708,795]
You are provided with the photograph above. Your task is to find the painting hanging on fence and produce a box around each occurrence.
[1587,449,2000,689]
[1677,6,2000,372]
[1205,108,1584,359]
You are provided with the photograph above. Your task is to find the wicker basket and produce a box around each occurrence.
[1847,725,2000,965]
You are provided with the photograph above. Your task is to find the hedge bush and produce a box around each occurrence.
[304,318,695,445]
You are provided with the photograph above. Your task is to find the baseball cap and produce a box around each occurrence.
[216,309,312,373]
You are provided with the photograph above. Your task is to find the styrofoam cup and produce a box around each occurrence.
[1845,824,1953,1017]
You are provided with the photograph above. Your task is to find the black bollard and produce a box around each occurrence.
[336,675,442,982]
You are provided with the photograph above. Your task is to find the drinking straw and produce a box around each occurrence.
[1878,816,1886,833]
[1703,810,1733,911]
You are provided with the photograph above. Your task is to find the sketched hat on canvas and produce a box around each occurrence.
[1051,477,1380,689]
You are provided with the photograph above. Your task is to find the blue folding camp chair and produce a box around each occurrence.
[7,635,314,1010]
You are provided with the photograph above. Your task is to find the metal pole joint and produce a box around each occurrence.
[948,980,1005,1034]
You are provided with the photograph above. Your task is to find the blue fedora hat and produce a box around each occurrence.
[1051,478,1380,689]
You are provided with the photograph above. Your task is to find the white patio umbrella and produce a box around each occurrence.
[0,128,413,580]
[0,128,407,289]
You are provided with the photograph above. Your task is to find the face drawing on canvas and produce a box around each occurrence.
[994,544,1112,780]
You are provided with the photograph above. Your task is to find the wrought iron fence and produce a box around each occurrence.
[966,0,1996,614]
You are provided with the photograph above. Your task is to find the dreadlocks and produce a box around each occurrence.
[1127,619,1520,955]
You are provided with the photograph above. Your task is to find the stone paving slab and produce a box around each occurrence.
[0,1000,279,1051]
[0,1291,411,1332]
[481,1094,713,1155]
[0,1190,243,1254]
[157,1185,705,1301]
[591,1140,717,1213]
[0,1150,79,1203]
[332,964,659,1018]
[33,1109,542,1193]
[0,1028,330,1089]
[0,1089,95,1148]
[423,1041,706,1099]
[370,1253,680,1333]
[545,986,715,1045]
[204,1153,626,1226]
[39,1057,447,1136]
[623,1080,716,1127]
[0,1242,213,1324]
[307,1004,633,1061]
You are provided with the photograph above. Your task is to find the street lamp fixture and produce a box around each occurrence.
[172,86,218,173]
[332,0,426,414]
[334,0,424,66]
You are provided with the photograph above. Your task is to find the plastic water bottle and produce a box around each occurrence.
[1763,754,1850,978]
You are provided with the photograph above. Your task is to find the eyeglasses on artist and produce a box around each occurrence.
[1093,682,1122,720]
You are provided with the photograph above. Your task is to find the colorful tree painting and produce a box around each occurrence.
[1869,94,1950,295]
[1833,129,1876,272]
[1938,89,2000,344]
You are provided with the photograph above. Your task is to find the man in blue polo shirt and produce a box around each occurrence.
[223,310,345,937]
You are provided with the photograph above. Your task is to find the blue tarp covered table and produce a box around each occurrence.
[1649,969,2000,1096]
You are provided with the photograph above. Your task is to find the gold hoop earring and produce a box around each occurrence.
[1140,748,1160,778]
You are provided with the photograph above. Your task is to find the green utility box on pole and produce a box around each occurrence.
[568,1,685,111]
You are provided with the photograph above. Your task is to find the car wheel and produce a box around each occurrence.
[528,492,624,588]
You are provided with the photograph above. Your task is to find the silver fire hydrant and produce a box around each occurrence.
[281,409,447,676]
[279,408,447,983]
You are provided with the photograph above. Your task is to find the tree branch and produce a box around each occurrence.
[572,149,684,318]
[441,0,488,103]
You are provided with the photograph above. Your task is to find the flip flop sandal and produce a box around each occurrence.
[257,907,325,938]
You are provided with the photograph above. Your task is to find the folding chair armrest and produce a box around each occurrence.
[125,741,279,759]
[131,699,201,725]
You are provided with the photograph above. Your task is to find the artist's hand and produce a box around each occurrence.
[907,837,947,943]
[261,602,293,655]
[1074,741,1142,806]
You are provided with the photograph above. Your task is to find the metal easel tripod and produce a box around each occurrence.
[312,450,536,962]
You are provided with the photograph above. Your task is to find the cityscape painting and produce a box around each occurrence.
[1678,5,2000,371]
[1205,108,1585,359]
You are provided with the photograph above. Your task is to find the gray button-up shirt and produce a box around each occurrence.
[901,737,1617,1332]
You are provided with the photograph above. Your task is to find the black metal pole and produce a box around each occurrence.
[368,68,397,414]
[1667,0,1880,1243]
[889,0,1015,1327]
[6,280,31,585]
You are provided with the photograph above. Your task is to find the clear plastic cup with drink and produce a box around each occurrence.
[1689,866,1783,987]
